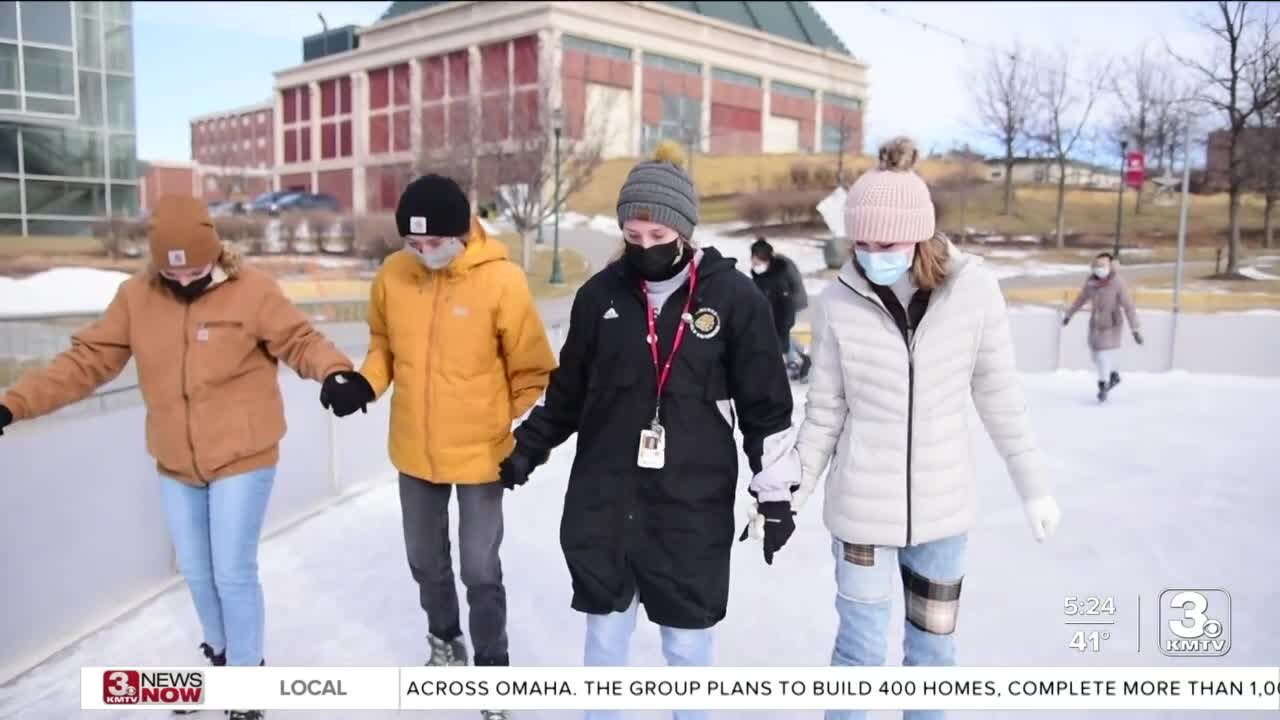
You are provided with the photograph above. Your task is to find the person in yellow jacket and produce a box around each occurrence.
[320,175,556,695]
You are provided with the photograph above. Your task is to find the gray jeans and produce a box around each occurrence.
[398,474,507,664]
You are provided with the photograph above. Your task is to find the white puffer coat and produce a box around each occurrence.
[796,244,1049,547]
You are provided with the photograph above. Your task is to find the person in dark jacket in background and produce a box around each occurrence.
[750,238,811,381]
[497,143,800,720]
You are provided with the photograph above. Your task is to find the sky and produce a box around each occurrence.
[133,1,1216,164]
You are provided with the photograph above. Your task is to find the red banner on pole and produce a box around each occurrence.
[1125,151,1146,189]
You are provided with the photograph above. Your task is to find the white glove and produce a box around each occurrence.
[1024,496,1061,542]
[792,474,817,511]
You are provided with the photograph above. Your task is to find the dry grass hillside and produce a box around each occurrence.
[569,152,1275,248]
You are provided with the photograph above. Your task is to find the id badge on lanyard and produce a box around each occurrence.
[636,261,698,469]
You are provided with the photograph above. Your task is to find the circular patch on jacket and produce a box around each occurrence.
[690,307,721,339]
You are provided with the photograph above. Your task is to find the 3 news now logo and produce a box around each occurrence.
[102,670,205,706]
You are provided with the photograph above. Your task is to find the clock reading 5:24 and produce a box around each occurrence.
[1064,596,1117,616]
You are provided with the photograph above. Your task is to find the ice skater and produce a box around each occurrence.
[320,174,557,720]
[750,237,812,382]
[787,138,1061,720]
[0,195,356,720]
[1062,252,1143,402]
[497,143,800,720]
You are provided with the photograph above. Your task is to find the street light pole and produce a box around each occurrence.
[549,108,565,286]
[1114,140,1128,261]
[1170,107,1193,371]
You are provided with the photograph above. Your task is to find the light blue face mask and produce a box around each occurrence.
[855,247,914,286]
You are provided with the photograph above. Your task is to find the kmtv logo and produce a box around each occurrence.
[103,670,205,705]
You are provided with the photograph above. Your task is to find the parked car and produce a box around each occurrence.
[275,192,342,214]
[248,190,299,215]
[208,200,248,217]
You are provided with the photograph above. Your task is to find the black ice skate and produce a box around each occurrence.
[427,634,469,667]
[481,710,511,720]
[173,643,225,715]
[226,711,264,720]
[1108,371,1121,390]
[796,353,812,383]
[1097,380,1109,402]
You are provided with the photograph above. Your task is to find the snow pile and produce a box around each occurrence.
[3,372,1276,719]
[985,262,1091,281]
[0,268,132,318]
[559,212,590,230]
[1239,266,1280,281]
[306,256,369,269]
[587,215,622,237]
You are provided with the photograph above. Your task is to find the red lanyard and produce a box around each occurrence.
[643,262,699,411]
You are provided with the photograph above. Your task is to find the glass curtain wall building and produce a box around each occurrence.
[0,1,137,238]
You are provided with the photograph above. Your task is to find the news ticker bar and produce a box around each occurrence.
[82,666,1280,711]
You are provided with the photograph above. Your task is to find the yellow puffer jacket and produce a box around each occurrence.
[360,220,557,484]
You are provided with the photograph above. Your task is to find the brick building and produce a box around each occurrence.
[270,0,868,213]
[1206,127,1280,192]
[189,99,276,201]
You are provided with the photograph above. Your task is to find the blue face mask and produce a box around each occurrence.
[855,248,914,286]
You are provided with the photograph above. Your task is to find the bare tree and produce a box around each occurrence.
[206,144,252,202]
[1244,80,1280,247]
[972,44,1036,215]
[1111,45,1169,213]
[490,84,607,271]
[1032,49,1108,248]
[1171,0,1280,274]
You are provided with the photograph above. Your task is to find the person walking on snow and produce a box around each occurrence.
[318,174,556,720]
[750,237,812,382]
[1062,252,1143,402]
[0,195,356,720]
[497,143,800,720]
[788,139,1062,720]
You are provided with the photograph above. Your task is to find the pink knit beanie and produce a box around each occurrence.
[844,137,936,245]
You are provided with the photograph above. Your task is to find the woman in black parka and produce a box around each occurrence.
[498,145,800,698]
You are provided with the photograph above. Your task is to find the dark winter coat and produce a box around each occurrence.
[514,247,794,629]
[751,254,808,351]
[1065,273,1140,351]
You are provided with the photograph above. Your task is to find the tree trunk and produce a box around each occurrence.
[520,228,534,273]
[1055,161,1067,249]
[1227,186,1242,275]
[1002,158,1015,216]
[1134,182,1145,216]
[1266,194,1275,250]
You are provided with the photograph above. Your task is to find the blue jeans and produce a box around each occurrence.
[583,595,712,720]
[160,467,275,667]
[828,534,967,720]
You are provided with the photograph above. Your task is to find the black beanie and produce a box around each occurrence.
[751,238,774,259]
[395,174,470,237]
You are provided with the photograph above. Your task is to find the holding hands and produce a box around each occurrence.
[320,371,375,417]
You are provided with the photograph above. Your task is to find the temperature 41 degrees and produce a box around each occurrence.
[1069,630,1111,652]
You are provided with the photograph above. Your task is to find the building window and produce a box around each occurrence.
[421,50,471,151]
[106,73,133,130]
[258,111,266,125]
[20,0,73,47]
[24,178,106,216]
[369,62,410,155]
[78,69,103,125]
[319,76,352,159]
[21,126,104,178]
[712,67,761,88]
[76,4,100,70]
[258,136,266,148]
[562,35,631,61]
[822,123,851,153]
[644,52,700,76]
[644,95,700,154]
[824,92,862,110]
[281,84,311,163]
[772,80,814,100]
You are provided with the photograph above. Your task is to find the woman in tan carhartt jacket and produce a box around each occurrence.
[0,196,356,720]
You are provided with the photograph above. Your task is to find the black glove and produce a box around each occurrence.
[320,371,375,417]
[499,445,548,491]
[1133,331,1144,345]
[1062,316,1070,326]
[0,403,11,436]
[758,501,796,565]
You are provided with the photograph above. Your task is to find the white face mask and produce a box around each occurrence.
[408,237,466,269]
[751,262,768,275]
[1093,266,1111,279]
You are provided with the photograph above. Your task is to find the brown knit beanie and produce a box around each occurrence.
[149,195,221,270]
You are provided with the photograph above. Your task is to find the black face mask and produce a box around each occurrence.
[624,240,690,282]
[161,272,213,301]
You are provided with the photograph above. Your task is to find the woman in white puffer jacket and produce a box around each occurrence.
[794,138,1061,720]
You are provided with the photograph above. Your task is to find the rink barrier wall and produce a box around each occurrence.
[0,311,573,688]
[0,300,1271,684]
